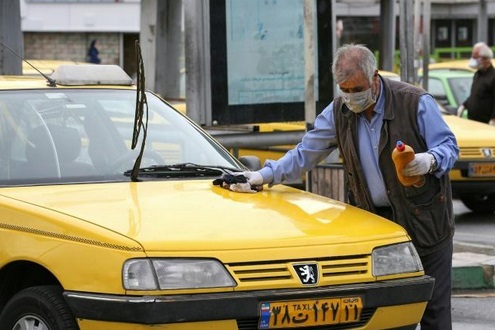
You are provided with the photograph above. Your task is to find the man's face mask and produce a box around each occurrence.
[468,57,483,70]
[341,87,376,113]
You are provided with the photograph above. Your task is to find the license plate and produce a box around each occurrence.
[468,163,495,177]
[258,296,363,329]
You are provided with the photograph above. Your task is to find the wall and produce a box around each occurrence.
[24,32,120,64]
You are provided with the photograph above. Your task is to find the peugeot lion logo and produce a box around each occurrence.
[293,263,319,285]
[482,148,492,158]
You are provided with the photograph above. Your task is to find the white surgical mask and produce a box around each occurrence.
[468,57,482,70]
[341,87,376,113]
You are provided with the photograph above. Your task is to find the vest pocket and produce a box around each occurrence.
[407,190,453,249]
[403,174,439,203]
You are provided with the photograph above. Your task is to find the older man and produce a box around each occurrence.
[243,43,459,329]
[458,42,495,125]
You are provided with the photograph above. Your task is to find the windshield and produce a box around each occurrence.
[0,89,241,186]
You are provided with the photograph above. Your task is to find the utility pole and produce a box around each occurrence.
[399,0,415,84]
[140,0,183,99]
[183,0,211,125]
[0,0,23,75]
[303,0,316,191]
[478,0,488,43]
[421,0,431,91]
[379,0,396,72]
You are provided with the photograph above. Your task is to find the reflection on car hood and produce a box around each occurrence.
[0,181,406,251]
[443,115,495,146]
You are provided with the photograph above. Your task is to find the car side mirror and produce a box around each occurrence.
[239,156,261,171]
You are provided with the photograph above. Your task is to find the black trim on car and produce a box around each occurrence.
[451,181,495,197]
[64,275,434,325]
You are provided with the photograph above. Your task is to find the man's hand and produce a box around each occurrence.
[403,153,434,176]
[457,105,465,117]
[242,171,264,185]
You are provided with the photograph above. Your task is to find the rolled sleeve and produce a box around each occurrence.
[262,104,338,185]
[417,94,459,177]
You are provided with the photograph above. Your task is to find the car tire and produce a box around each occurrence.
[0,285,79,330]
[460,193,495,214]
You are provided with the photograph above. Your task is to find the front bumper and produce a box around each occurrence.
[450,163,495,197]
[451,180,495,197]
[64,275,434,325]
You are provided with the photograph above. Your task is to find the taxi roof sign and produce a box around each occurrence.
[51,64,133,86]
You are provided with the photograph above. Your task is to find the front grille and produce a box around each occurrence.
[459,147,495,159]
[227,255,370,288]
[236,307,376,330]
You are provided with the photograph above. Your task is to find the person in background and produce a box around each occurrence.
[457,42,495,125]
[242,44,459,330]
[87,39,101,64]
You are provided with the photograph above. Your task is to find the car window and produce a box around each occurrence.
[447,77,472,106]
[0,89,239,186]
[427,78,446,97]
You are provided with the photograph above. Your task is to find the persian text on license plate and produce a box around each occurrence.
[468,163,495,177]
[258,296,363,329]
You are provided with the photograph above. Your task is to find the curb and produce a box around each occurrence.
[452,252,495,290]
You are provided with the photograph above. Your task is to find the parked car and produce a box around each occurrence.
[418,59,495,118]
[0,65,433,329]
[417,68,474,116]
[441,110,495,213]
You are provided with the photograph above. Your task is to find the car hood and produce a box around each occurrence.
[0,181,406,251]
[443,115,495,146]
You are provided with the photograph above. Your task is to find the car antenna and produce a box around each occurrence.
[129,40,149,182]
[0,39,57,87]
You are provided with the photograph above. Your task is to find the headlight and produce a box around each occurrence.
[123,258,237,290]
[372,242,423,277]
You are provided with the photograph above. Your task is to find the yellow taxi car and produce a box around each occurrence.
[0,65,433,330]
[442,112,495,213]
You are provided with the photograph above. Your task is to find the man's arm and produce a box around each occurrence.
[416,94,460,177]
[253,103,338,186]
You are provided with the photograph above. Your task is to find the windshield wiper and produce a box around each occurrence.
[123,163,241,178]
[129,40,149,182]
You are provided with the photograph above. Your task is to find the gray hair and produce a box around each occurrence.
[474,42,493,59]
[331,43,377,84]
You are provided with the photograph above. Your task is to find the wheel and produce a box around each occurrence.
[108,149,164,172]
[0,285,79,330]
[460,193,495,214]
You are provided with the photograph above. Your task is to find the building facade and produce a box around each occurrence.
[21,0,140,75]
[19,0,495,76]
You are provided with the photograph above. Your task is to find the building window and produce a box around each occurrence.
[455,20,473,47]
[437,27,449,42]
[337,17,381,52]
